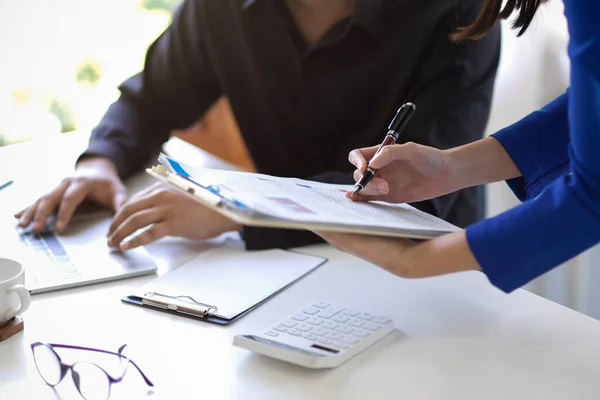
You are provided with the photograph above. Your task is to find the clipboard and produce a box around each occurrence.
[147,154,460,240]
[122,247,327,325]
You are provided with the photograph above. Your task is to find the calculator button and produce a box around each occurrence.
[312,301,331,309]
[264,330,279,337]
[295,324,313,332]
[357,312,375,321]
[352,330,371,339]
[341,336,361,345]
[372,316,391,325]
[307,317,324,326]
[303,334,318,341]
[342,309,360,317]
[291,313,309,321]
[325,332,344,340]
[348,319,365,328]
[302,307,320,315]
[272,325,287,332]
[281,320,298,328]
[321,321,340,330]
[318,339,334,345]
[334,342,349,349]
[287,330,302,337]
[316,306,344,319]
[337,325,355,334]
[332,315,350,324]
[363,322,382,331]
[311,327,329,336]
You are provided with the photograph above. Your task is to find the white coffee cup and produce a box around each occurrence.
[0,258,31,326]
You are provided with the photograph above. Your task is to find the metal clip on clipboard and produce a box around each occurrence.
[141,292,218,318]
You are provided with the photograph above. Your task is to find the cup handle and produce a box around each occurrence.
[5,284,31,321]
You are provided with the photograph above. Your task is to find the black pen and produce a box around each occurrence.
[352,102,416,195]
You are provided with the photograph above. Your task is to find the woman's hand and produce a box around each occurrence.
[315,230,480,279]
[347,142,457,203]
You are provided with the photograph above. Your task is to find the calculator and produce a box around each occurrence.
[233,300,395,369]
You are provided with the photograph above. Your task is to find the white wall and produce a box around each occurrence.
[484,3,600,319]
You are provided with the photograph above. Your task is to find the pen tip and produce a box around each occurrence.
[352,187,360,196]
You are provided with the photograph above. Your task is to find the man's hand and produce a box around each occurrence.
[15,157,127,232]
[106,182,242,250]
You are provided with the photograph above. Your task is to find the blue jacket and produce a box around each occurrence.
[466,0,600,292]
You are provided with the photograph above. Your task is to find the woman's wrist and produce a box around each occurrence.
[443,137,522,191]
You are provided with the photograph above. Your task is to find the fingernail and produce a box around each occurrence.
[376,182,387,194]
[120,241,131,250]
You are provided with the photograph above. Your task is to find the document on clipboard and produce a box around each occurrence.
[122,246,326,325]
[147,153,459,240]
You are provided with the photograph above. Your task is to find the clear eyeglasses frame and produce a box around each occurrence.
[30,342,154,400]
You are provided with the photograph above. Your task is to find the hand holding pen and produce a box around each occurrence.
[352,102,416,196]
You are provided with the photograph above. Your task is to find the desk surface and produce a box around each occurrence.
[1,134,600,400]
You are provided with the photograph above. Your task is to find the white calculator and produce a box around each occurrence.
[233,300,395,369]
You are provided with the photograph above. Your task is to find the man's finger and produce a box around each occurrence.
[108,195,155,237]
[55,183,88,231]
[112,187,128,212]
[30,180,71,232]
[108,208,163,248]
[120,222,169,250]
[17,202,38,227]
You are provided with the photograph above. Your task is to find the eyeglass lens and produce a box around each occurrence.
[32,344,62,386]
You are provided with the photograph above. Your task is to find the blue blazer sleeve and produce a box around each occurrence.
[466,0,600,293]
[491,93,570,201]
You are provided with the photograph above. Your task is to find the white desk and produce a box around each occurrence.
[1,134,600,400]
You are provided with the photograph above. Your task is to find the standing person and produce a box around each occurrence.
[316,0,600,293]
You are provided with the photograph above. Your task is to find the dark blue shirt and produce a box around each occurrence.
[82,0,500,249]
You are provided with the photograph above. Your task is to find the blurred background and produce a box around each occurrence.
[0,0,181,147]
[1,0,598,320]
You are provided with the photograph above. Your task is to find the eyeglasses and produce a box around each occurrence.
[30,342,154,400]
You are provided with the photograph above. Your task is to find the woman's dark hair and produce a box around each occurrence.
[452,0,549,42]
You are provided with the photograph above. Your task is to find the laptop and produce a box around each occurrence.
[6,205,158,294]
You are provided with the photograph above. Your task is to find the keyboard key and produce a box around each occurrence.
[357,312,375,321]
[363,322,381,332]
[312,301,331,309]
[336,325,354,334]
[352,330,371,339]
[321,321,340,330]
[311,327,329,336]
[342,308,360,317]
[295,324,313,332]
[281,320,298,328]
[302,307,320,315]
[316,306,344,319]
[303,334,318,341]
[332,314,350,324]
[348,319,365,328]
[341,336,361,345]
[287,330,302,337]
[334,342,350,349]
[306,317,324,326]
[291,313,309,322]
[318,339,334,345]
[264,330,279,337]
[325,332,343,340]
[372,316,391,325]
[272,325,287,332]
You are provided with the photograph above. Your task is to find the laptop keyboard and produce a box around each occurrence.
[19,225,82,284]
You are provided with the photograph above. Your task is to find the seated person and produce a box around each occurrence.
[16,0,500,251]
